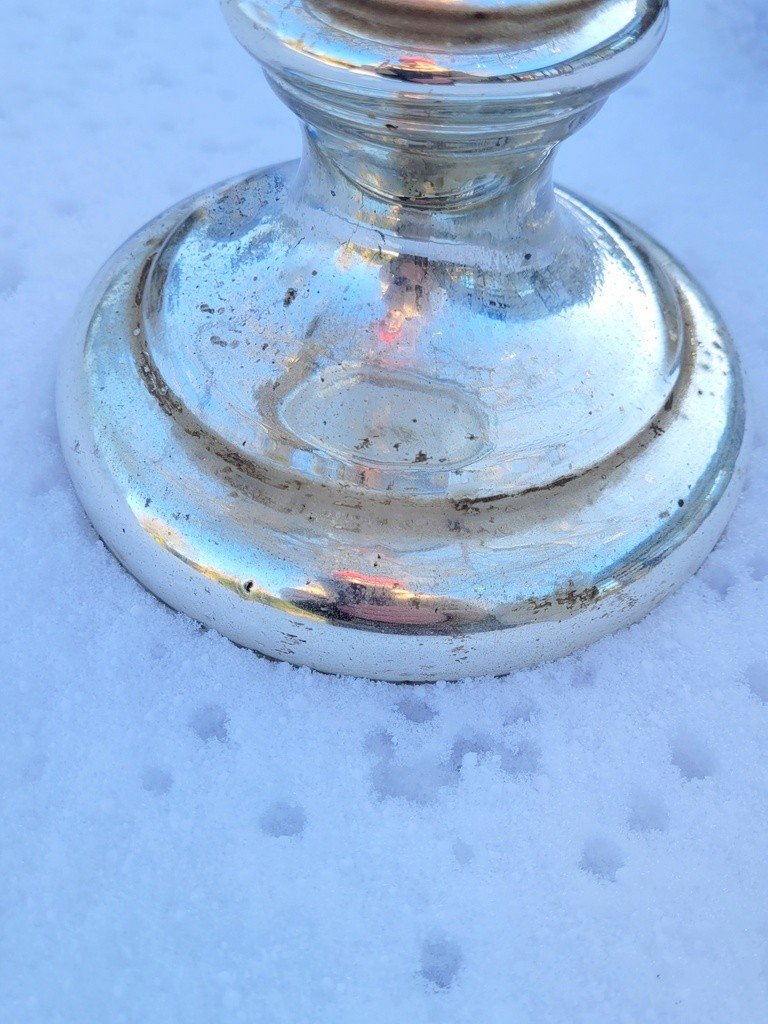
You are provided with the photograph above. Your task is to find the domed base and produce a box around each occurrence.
[57,170,746,682]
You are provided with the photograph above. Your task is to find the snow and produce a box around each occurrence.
[1,1,767,1020]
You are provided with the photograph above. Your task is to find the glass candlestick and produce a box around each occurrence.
[57,0,746,681]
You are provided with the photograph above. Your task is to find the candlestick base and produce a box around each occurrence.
[57,166,746,681]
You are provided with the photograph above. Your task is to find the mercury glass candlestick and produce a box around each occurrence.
[57,0,747,681]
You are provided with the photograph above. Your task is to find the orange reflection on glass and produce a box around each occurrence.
[376,255,429,352]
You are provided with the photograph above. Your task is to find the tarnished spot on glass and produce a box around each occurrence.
[57,0,747,680]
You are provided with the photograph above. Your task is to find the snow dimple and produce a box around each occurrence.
[259,801,307,839]
[141,767,173,796]
[368,725,541,805]
[500,738,541,776]
[503,697,538,725]
[364,728,396,760]
[718,0,768,71]
[570,657,598,689]
[698,561,738,599]
[627,790,669,834]
[21,754,47,786]
[452,839,475,865]
[750,552,768,582]
[451,731,541,778]
[371,746,452,805]
[396,696,437,724]
[745,662,768,703]
[579,837,625,883]
[0,252,24,297]
[671,732,717,782]
[188,704,229,743]
[419,937,463,991]
[448,732,496,773]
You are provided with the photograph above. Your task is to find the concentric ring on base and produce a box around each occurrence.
[57,177,746,682]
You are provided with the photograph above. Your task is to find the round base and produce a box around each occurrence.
[57,174,746,682]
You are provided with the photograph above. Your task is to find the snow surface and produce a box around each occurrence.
[1,1,768,1021]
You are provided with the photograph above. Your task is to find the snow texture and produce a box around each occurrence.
[1,1,767,1021]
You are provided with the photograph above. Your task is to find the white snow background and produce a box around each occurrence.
[1,1,767,1021]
